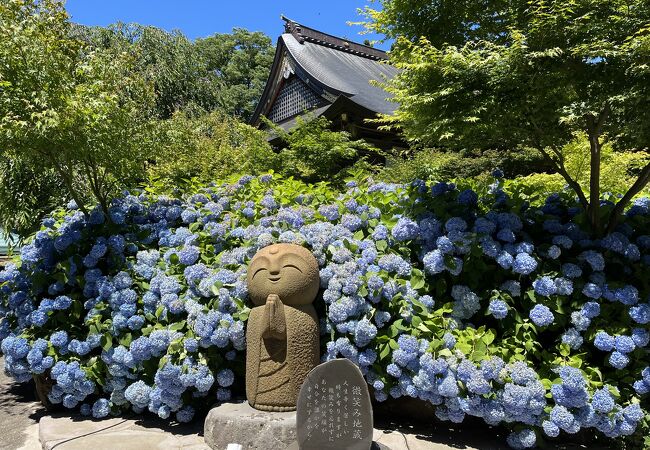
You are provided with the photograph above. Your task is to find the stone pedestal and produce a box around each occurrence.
[204,401,297,450]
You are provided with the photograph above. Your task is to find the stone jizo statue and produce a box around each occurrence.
[246,243,320,411]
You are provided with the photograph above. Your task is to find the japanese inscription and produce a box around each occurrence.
[296,359,373,450]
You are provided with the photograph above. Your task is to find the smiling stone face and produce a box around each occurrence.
[247,244,320,306]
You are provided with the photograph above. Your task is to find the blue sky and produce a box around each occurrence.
[65,0,389,49]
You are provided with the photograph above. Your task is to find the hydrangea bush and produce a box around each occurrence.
[1,173,649,448]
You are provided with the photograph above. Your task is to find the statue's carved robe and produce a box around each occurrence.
[246,303,319,411]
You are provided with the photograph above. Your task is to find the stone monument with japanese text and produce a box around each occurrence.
[295,358,374,450]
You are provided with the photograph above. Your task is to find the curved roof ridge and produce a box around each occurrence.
[280,15,388,61]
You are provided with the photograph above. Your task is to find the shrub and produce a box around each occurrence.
[147,111,278,189]
[382,135,650,205]
[380,147,551,183]
[266,115,384,184]
[1,174,649,448]
[0,154,67,242]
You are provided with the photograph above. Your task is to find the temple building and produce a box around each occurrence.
[250,17,403,150]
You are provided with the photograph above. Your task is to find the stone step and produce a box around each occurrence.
[39,414,209,450]
[40,407,503,450]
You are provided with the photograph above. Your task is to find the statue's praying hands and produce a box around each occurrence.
[262,294,286,340]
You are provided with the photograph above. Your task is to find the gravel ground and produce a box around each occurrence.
[0,356,45,450]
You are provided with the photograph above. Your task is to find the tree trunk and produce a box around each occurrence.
[606,161,650,234]
[50,156,89,217]
[588,131,602,234]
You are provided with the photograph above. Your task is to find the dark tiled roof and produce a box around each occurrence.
[250,18,398,125]
[281,31,398,115]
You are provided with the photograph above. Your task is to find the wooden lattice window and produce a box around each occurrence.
[268,76,325,123]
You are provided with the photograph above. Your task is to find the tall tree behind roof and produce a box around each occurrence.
[196,28,275,121]
[76,23,274,120]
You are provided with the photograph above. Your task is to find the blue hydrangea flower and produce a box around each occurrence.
[53,296,72,310]
[609,351,630,369]
[488,300,508,319]
[378,254,411,277]
[445,217,467,233]
[176,405,195,423]
[580,250,605,272]
[341,213,362,231]
[442,332,456,349]
[496,251,514,269]
[542,420,560,438]
[92,398,110,418]
[562,328,583,349]
[547,245,561,259]
[594,331,615,351]
[512,253,537,275]
[591,388,615,413]
[630,303,650,324]
[50,331,69,348]
[386,363,402,378]
[614,335,635,354]
[533,276,557,297]
[631,328,649,348]
[581,302,600,319]
[391,217,420,242]
[216,369,234,387]
[354,319,377,347]
[550,405,576,432]
[124,381,152,409]
[529,305,554,327]
[582,283,602,299]
[614,285,639,306]
[423,250,445,274]
[457,189,478,206]
[570,311,590,332]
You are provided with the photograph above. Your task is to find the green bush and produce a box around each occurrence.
[379,147,551,183]
[267,116,384,184]
[501,136,650,208]
[0,154,67,243]
[146,111,278,190]
[381,135,650,209]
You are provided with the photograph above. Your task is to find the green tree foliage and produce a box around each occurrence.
[0,155,66,241]
[0,0,154,218]
[195,28,275,120]
[77,23,219,119]
[0,2,275,237]
[363,0,650,233]
[78,24,274,121]
[381,134,650,201]
[147,110,278,188]
[266,116,384,184]
[361,0,521,48]
[552,134,650,197]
